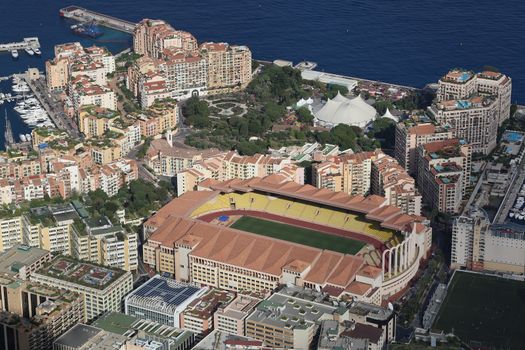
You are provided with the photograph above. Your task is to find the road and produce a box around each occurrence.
[127,143,159,187]
[25,77,82,139]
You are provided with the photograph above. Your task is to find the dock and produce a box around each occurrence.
[0,37,40,53]
[4,111,15,149]
[59,6,137,34]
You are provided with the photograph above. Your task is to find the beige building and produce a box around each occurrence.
[313,150,420,215]
[431,69,512,154]
[428,95,499,154]
[0,244,52,280]
[78,105,119,138]
[31,256,133,322]
[417,138,472,214]
[130,18,252,104]
[394,120,455,175]
[45,58,69,91]
[0,275,84,350]
[452,211,525,274]
[181,289,236,339]
[214,294,261,336]
[201,42,252,93]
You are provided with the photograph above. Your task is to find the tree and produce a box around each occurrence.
[296,107,314,124]
[325,84,349,99]
[183,96,211,128]
[368,118,396,149]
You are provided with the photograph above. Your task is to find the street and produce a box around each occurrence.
[25,77,82,139]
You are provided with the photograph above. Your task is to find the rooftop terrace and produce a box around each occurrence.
[37,256,125,290]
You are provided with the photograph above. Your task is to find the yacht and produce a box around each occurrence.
[11,50,18,59]
[25,133,31,141]
[24,48,34,56]
[33,48,41,55]
[19,134,27,142]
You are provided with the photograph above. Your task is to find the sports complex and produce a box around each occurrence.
[143,175,432,304]
[434,271,525,349]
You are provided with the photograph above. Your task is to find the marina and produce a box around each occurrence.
[0,37,40,54]
[59,6,137,34]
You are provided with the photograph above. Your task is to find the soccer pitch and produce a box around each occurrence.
[433,271,525,348]
[230,216,365,254]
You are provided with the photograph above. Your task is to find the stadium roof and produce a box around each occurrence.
[192,176,427,232]
[148,215,369,291]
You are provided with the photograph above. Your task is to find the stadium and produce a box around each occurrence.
[143,175,432,304]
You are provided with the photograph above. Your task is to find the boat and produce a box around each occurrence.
[510,212,515,218]
[25,133,31,141]
[71,22,104,38]
[19,134,26,142]
[24,48,34,56]
[11,50,18,59]
[33,48,41,55]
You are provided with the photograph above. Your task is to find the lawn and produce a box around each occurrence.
[433,271,525,349]
[230,216,365,254]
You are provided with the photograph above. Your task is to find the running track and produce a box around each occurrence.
[197,209,384,249]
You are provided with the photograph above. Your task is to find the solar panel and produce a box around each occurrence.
[132,277,200,306]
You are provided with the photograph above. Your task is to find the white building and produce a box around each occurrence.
[315,92,376,128]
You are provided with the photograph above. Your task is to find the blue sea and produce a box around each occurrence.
[0,0,522,147]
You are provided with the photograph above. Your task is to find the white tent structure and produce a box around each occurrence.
[314,92,376,128]
[381,108,399,122]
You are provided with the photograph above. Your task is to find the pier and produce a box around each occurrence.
[59,6,137,34]
[4,112,14,149]
[0,37,40,53]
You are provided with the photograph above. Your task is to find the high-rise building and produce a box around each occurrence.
[0,275,84,350]
[394,120,455,175]
[429,69,512,154]
[31,256,133,322]
[416,139,472,214]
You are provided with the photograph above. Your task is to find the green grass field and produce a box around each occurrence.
[434,271,525,349]
[230,216,365,254]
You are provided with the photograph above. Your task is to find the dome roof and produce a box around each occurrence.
[315,92,376,127]
[381,108,399,122]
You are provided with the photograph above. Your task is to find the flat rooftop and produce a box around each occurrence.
[93,312,193,345]
[246,286,338,330]
[53,324,102,348]
[194,330,264,350]
[36,256,125,290]
[0,245,50,276]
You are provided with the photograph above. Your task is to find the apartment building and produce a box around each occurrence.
[394,120,454,175]
[69,75,116,113]
[0,216,23,252]
[176,152,304,196]
[181,289,236,339]
[452,210,525,274]
[46,43,115,92]
[201,42,252,93]
[214,294,261,336]
[125,275,207,328]
[313,150,420,215]
[31,256,133,322]
[0,244,52,280]
[430,69,512,154]
[130,18,252,105]
[438,69,512,123]
[77,105,119,138]
[146,138,223,177]
[0,275,84,350]
[132,98,179,137]
[416,139,472,213]
[428,95,499,154]
[55,312,195,350]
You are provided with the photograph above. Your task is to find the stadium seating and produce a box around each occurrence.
[329,211,347,229]
[315,208,334,225]
[286,202,306,219]
[249,193,270,211]
[266,198,291,215]
[301,205,319,221]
